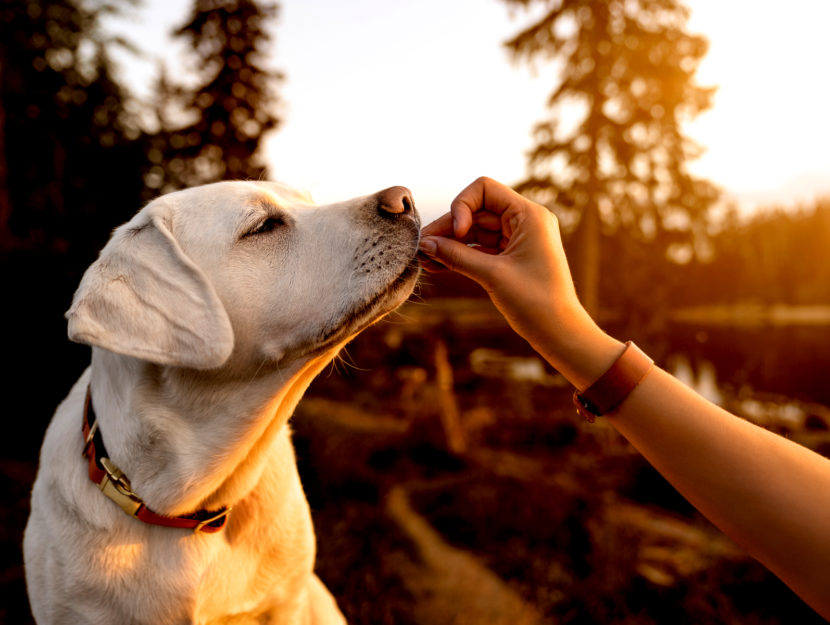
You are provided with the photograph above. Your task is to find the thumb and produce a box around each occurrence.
[419,235,497,287]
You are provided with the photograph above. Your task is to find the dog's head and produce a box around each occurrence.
[66,181,420,370]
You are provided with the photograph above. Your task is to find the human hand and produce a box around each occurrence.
[418,177,621,387]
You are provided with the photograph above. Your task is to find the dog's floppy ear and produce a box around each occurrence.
[66,203,234,369]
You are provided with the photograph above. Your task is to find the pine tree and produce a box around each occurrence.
[148,0,282,191]
[1,0,87,249]
[504,0,719,314]
[0,0,149,253]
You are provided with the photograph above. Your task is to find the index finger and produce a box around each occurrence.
[421,210,503,240]
[420,211,454,238]
[450,177,527,239]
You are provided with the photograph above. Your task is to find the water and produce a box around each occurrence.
[659,323,830,407]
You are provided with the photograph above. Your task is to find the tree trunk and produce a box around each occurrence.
[575,0,606,318]
[575,201,600,316]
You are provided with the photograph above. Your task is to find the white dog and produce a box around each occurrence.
[23,181,421,625]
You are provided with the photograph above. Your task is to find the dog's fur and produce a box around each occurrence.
[23,181,420,624]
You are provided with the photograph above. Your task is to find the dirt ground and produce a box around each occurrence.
[293,299,828,624]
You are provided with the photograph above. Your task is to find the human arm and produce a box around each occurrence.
[419,176,830,618]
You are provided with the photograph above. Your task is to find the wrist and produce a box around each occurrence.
[537,305,624,390]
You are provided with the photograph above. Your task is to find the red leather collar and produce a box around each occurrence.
[81,386,230,533]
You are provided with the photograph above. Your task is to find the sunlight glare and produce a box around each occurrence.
[684,0,830,211]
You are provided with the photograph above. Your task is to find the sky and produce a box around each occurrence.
[108,0,830,225]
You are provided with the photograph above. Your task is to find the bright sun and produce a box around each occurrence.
[684,0,830,210]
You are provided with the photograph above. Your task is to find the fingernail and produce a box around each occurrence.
[419,238,437,256]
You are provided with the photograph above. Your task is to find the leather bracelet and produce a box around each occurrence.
[573,341,654,423]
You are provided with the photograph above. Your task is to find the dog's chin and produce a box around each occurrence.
[299,261,421,360]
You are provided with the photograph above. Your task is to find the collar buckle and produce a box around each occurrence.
[98,456,144,518]
[193,507,232,533]
[82,419,99,458]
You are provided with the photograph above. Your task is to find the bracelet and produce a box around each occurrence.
[573,341,654,423]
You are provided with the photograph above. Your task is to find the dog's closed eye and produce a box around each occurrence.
[243,216,285,238]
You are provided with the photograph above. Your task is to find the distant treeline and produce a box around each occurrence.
[591,198,830,314]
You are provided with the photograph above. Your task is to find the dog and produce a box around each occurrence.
[23,180,421,624]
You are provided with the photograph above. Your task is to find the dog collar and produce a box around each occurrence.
[81,386,230,533]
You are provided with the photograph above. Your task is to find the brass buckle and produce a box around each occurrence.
[193,507,232,533]
[98,457,144,517]
[82,420,98,458]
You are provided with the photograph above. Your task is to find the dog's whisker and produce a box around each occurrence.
[333,348,370,374]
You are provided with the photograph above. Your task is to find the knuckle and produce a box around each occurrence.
[546,209,560,228]
[527,200,555,225]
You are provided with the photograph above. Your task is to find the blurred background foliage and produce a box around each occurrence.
[0,0,279,260]
[1,0,829,623]
[504,0,719,315]
[147,0,281,191]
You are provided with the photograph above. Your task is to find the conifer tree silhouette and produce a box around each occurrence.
[504,0,719,313]
[0,0,148,254]
[147,0,282,191]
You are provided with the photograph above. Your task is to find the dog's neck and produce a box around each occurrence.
[88,347,340,518]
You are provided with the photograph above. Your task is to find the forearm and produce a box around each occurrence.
[545,323,830,617]
[614,368,830,616]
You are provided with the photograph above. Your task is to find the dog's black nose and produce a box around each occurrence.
[376,186,415,217]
